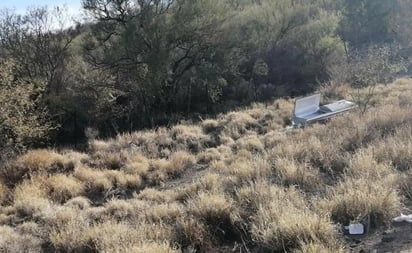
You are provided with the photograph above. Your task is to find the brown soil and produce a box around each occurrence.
[346,206,412,253]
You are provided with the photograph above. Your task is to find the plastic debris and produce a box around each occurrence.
[344,223,365,235]
[393,213,412,223]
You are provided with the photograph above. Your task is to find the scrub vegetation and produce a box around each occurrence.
[0,78,412,252]
[1,0,412,252]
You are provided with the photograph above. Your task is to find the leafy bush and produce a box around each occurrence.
[0,60,54,159]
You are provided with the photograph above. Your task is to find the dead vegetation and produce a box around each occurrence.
[0,78,412,252]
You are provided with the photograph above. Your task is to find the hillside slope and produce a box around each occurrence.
[1,79,412,252]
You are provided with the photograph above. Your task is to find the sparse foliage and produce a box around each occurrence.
[329,45,407,113]
[0,60,54,159]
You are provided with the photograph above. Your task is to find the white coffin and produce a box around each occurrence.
[292,94,357,127]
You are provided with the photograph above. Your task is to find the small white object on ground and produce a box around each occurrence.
[349,223,364,235]
[393,213,412,223]
[345,223,365,235]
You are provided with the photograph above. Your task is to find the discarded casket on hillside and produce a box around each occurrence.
[292,93,357,128]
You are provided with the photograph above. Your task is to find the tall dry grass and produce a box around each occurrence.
[0,78,411,252]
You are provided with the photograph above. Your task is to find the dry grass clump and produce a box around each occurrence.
[315,116,369,153]
[217,144,233,157]
[175,217,209,250]
[3,149,73,185]
[13,197,53,222]
[398,171,412,199]
[271,135,347,177]
[202,119,220,133]
[74,166,143,196]
[209,160,229,173]
[246,106,267,119]
[199,173,225,192]
[49,207,173,252]
[196,148,222,164]
[104,170,143,191]
[219,135,235,146]
[345,150,393,179]
[144,202,183,223]
[224,156,270,184]
[16,221,44,240]
[371,127,412,171]
[188,192,235,222]
[364,105,412,137]
[124,153,150,175]
[165,151,195,177]
[322,103,412,154]
[91,133,137,153]
[173,183,203,202]
[0,225,42,252]
[0,181,7,204]
[15,149,65,173]
[318,175,401,227]
[126,242,180,253]
[293,242,344,253]
[247,101,294,131]
[188,191,240,241]
[262,130,286,149]
[64,196,91,210]
[60,150,89,167]
[137,188,174,203]
[74,166,113,193]
[101,199,136,221]
[250,188,337,252]
[236,182,308,223]
[148,159,170,183]
[318,81,351,102]
[222,111,259,139]
[86,221,174,252]
[42,174,84,203]
[171,125,209,152]
[257,110,281,131]
[274,158,322,190]
[41,206,80,232]
[150,129,173,152]
[92,150,129,170]
[173,173,227,202]
[153,127,175,147]
[13,178,48,200]
[0,207,15,225]
[48,209,92,251]
[12,179,53,219]
[61,150,89,161]
[383,81,412,106]
[115,128,175,158]
[201,151,222,167]
[236,182,273,215]
[233,148,254,160]
[272,98,295,122]
[391,77,412,89]
[84,206,108,223]
[73,166,142,197]
[233,135,264,153]
[89,139,111,152]
[148,151,195,184]
[54,220,179,253]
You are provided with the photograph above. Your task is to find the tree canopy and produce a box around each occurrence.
[0,0,410,149]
